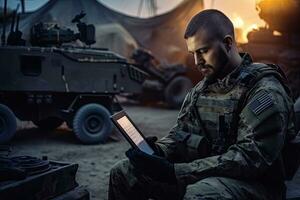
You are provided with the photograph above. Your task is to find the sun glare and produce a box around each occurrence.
[232,14,245,29]
[230,13,259,43]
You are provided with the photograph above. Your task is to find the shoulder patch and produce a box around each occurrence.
[249,91,273,115]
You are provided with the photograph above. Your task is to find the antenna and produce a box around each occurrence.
[20,0,25,14]
[10,10,16,33]
[16,14,20,32]
[9,4,20,32]
[7,4,20,46]
[1,0,7,45]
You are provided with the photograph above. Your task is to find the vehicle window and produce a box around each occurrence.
[20,55,43,76]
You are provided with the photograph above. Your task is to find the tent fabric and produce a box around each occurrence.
[94,23,138,58]
[6,0,204,66]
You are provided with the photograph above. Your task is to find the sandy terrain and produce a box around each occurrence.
[9,105,178,200]
[7,105,300,199]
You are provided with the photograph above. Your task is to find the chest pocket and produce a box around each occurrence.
[196,96,237,153]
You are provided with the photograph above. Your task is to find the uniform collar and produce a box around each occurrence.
[204,53,253,93]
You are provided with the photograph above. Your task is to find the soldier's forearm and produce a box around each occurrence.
[173,131,284,187]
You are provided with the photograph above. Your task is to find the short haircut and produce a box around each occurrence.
[184,9,234,40]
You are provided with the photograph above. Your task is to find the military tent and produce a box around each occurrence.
[3,0,204,81]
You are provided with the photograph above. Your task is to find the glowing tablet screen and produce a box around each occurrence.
[116,116,154,155]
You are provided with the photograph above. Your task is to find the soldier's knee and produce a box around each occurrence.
[183,177,233,200]
[183,182,206,200]
[110,159,129,178]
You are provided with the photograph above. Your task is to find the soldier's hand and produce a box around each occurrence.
[125,148,176,183]
[145,136,164,157]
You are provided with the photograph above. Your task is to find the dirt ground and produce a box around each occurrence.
[9,105,178,200]
[7,105,300,200]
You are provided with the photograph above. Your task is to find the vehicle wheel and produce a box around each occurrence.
[33,117,63,130]
[164,76,193,108]
[0,104,17,144]
[73,103,112,144]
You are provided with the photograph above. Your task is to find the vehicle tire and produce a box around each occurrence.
[164,76,193,109]
[33,117,64,130]
[73,103,112,144]
[0,104,17,144]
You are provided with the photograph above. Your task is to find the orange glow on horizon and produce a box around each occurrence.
[204,0,265,44]
[230,14,259,43]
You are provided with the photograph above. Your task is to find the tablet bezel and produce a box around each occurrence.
[110,110,153,153]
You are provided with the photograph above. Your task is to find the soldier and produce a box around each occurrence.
[108,9,295,200]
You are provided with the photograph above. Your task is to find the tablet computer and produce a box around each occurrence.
[111,110,154,155]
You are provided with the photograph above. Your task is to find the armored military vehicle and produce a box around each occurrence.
[240,0,300,99]
[0,6,147,144]
[131,48,193,108]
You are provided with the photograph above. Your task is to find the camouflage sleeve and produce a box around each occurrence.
[173,77,293,186]
[155,87,193,161]
[156,81,210,162]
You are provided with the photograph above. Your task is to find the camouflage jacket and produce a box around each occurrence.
[156,54,295,186]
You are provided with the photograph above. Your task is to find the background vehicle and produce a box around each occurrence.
[0,9,147,144]
[240,0,300,99]
[131,48,192,108]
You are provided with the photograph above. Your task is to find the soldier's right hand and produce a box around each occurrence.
[145,136,164,157]
[125,148,176,184]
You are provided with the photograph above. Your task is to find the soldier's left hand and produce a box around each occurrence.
[125,148,176,183]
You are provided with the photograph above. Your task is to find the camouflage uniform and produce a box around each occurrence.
[109,54,295,200]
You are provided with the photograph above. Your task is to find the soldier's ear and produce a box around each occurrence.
[222,35,233,52]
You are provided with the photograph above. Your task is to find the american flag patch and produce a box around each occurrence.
[249,92,273,115]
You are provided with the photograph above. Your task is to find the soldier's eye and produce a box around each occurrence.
[200,48,208,54]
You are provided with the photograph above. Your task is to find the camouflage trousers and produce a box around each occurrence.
[108,159,283,200]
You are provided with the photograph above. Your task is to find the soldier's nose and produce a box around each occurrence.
[194,54,205,66]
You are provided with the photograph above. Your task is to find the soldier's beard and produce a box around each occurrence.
[197,64,214,77]
[208,49,230,81]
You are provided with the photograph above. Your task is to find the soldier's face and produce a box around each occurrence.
[186,29,229,81]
